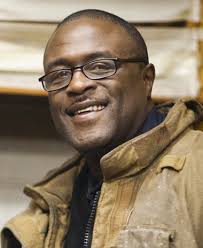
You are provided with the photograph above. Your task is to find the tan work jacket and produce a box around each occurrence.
[1,99,203,248]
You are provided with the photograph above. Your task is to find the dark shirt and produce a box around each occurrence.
[64,165,101,248]
[64,106,166,248]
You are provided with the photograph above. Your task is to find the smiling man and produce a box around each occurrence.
[2,9,203,248]
[44,12,153,156]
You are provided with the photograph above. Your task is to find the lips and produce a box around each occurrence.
[65,100,108,117]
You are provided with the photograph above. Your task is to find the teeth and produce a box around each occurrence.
[75,105,105,115]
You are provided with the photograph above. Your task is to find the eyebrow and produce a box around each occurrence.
[46,58,70,72]
[84,51,113,61]
[46,51,114,72]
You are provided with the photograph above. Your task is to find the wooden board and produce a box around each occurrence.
[0,0,197,23]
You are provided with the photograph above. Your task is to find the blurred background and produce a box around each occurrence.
[0,0,203,233]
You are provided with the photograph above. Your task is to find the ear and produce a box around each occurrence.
[142,63,155,100]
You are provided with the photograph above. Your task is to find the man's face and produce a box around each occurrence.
[44,18,154,153]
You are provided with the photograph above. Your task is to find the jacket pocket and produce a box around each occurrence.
[114,226,176,248]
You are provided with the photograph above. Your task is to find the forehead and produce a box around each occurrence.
[44,18,136,69]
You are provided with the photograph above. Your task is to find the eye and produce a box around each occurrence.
[85,60,114,73]
[92,63,109,70]
[49,70,71,84]
[55,70,70,79]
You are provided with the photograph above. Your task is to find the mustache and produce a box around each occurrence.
[70,93,89,103]
[66,93,109,116]
[69,90,109,105]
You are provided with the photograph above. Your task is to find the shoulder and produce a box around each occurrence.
[1,202,46,248]
[178,129,203,171]
[1,153,85,248]
[156,128,203,187]
[166,128,203,159]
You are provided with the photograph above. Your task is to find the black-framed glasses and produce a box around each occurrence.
[39,57,148,92]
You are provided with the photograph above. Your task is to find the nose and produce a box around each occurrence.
[65,69,97,96]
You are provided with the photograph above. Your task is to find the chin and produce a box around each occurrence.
[68,133,114,154]
[55,116,118,154]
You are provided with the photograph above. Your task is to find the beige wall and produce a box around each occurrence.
[0,0,202,98]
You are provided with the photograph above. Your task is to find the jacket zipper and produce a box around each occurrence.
[83,190,101,248]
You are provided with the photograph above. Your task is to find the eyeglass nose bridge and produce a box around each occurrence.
[69,64,89,80]
[67,64,96,92]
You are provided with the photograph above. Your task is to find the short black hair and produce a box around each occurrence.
[57,9,149,63]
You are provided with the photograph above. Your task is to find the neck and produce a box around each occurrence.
[85,151,103,182]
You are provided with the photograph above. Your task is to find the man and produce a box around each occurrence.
[1,9,203,248]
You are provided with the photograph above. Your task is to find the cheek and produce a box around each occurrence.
[48,92,66,113]
[111,74,147,124]
[48,93,66,127]
[109,75,137,110]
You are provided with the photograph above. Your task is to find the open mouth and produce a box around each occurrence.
[66,100,108,117]
[74,105,105,116]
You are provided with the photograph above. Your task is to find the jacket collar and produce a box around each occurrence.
[100,98,202,180]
